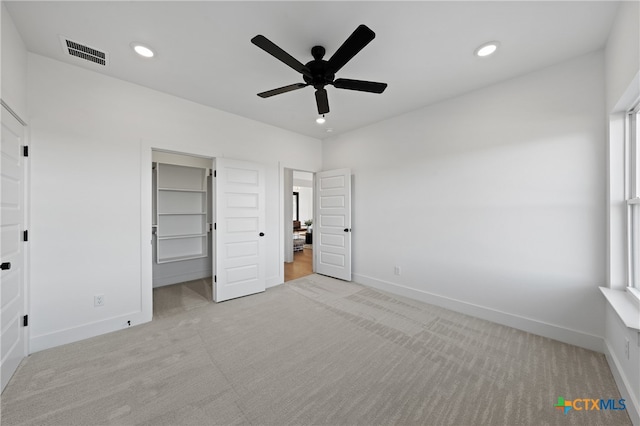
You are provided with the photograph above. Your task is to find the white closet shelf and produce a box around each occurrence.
[158,212,206,216]
[157,254,208,264]
[155,162,209,264]
[158,187,206,193]
[157,233,208,240]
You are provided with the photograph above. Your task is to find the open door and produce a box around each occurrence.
[215,158,266,302]
[1,105,27,391]
[315,168,352,281]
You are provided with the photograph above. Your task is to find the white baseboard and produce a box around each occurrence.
[32,273,282,353]
[353,273,604,353]
[30,311,151,353]
[604,340,640,425]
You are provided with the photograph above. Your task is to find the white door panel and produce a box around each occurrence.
[215,158,266,302]
[1,106,26,392]
[315,169,351,281]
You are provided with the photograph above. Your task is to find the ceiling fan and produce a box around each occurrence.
[251,24,388,115]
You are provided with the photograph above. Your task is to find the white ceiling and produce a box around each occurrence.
[5,1,619,140]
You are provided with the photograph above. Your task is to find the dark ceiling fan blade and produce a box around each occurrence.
[315,88,329,114]
[251,35,312,78]
[327,25,376,73]
[333,78,388,94]
[257,83,308,98]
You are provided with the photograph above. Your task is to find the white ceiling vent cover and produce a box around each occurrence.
[59,36,109,66]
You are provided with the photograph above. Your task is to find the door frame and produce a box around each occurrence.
[1,101,30,390]
[151,152,214,288]
[281,167,316,281]
[140,145,214,321]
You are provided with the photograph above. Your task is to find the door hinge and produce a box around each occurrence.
[23,230,28,242]
[214,275,217,283]
[213,170,217,178]
[214,223,217,230]
[23,315,28,327]
[23,146,29,157]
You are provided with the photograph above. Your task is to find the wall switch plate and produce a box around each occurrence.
[94,294,104,307]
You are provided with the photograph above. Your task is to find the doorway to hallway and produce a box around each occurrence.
[284,169,314,282]
[284,247,313,281]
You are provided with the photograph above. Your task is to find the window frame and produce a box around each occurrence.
[625,104,640,295]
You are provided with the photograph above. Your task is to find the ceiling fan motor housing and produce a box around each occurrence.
[304,46,334,89]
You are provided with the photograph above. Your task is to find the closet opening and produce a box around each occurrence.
[151,150,214,318]
[284,169,314,282]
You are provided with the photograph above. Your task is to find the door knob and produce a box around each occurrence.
[1,262,11,270]
[343,228,351,232]
[259,232,265,237]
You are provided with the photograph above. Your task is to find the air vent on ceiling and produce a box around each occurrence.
[59,36,109,66]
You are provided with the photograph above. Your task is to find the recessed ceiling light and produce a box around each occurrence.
[475,41,499,57]
[316,116,326,124]
[131,43,155,58]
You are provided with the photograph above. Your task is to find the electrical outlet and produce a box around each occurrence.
[624,338,630,359]
[94,294,104,307]
[394,266,401,275]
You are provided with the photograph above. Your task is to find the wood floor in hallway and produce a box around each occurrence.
[284,247,313,281]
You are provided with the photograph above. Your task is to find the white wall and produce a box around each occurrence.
[604,1,640,424]
[27,53,322,351]
[323,51,606,351]
[1,3,28,120]
[605,1,640,112]
[605,303,640,425]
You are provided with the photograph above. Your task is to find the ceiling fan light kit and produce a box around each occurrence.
[251,24,388,116]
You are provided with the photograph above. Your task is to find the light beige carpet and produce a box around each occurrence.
[153,278,213,319]
[0,274,631,425]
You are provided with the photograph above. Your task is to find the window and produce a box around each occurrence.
[626,104,640,292]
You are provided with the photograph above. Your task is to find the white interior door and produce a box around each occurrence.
[315,168,352,281]
[215,158,266,302]
[1,105,27,392]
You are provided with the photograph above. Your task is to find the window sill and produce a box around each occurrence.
[600,287,640,330]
